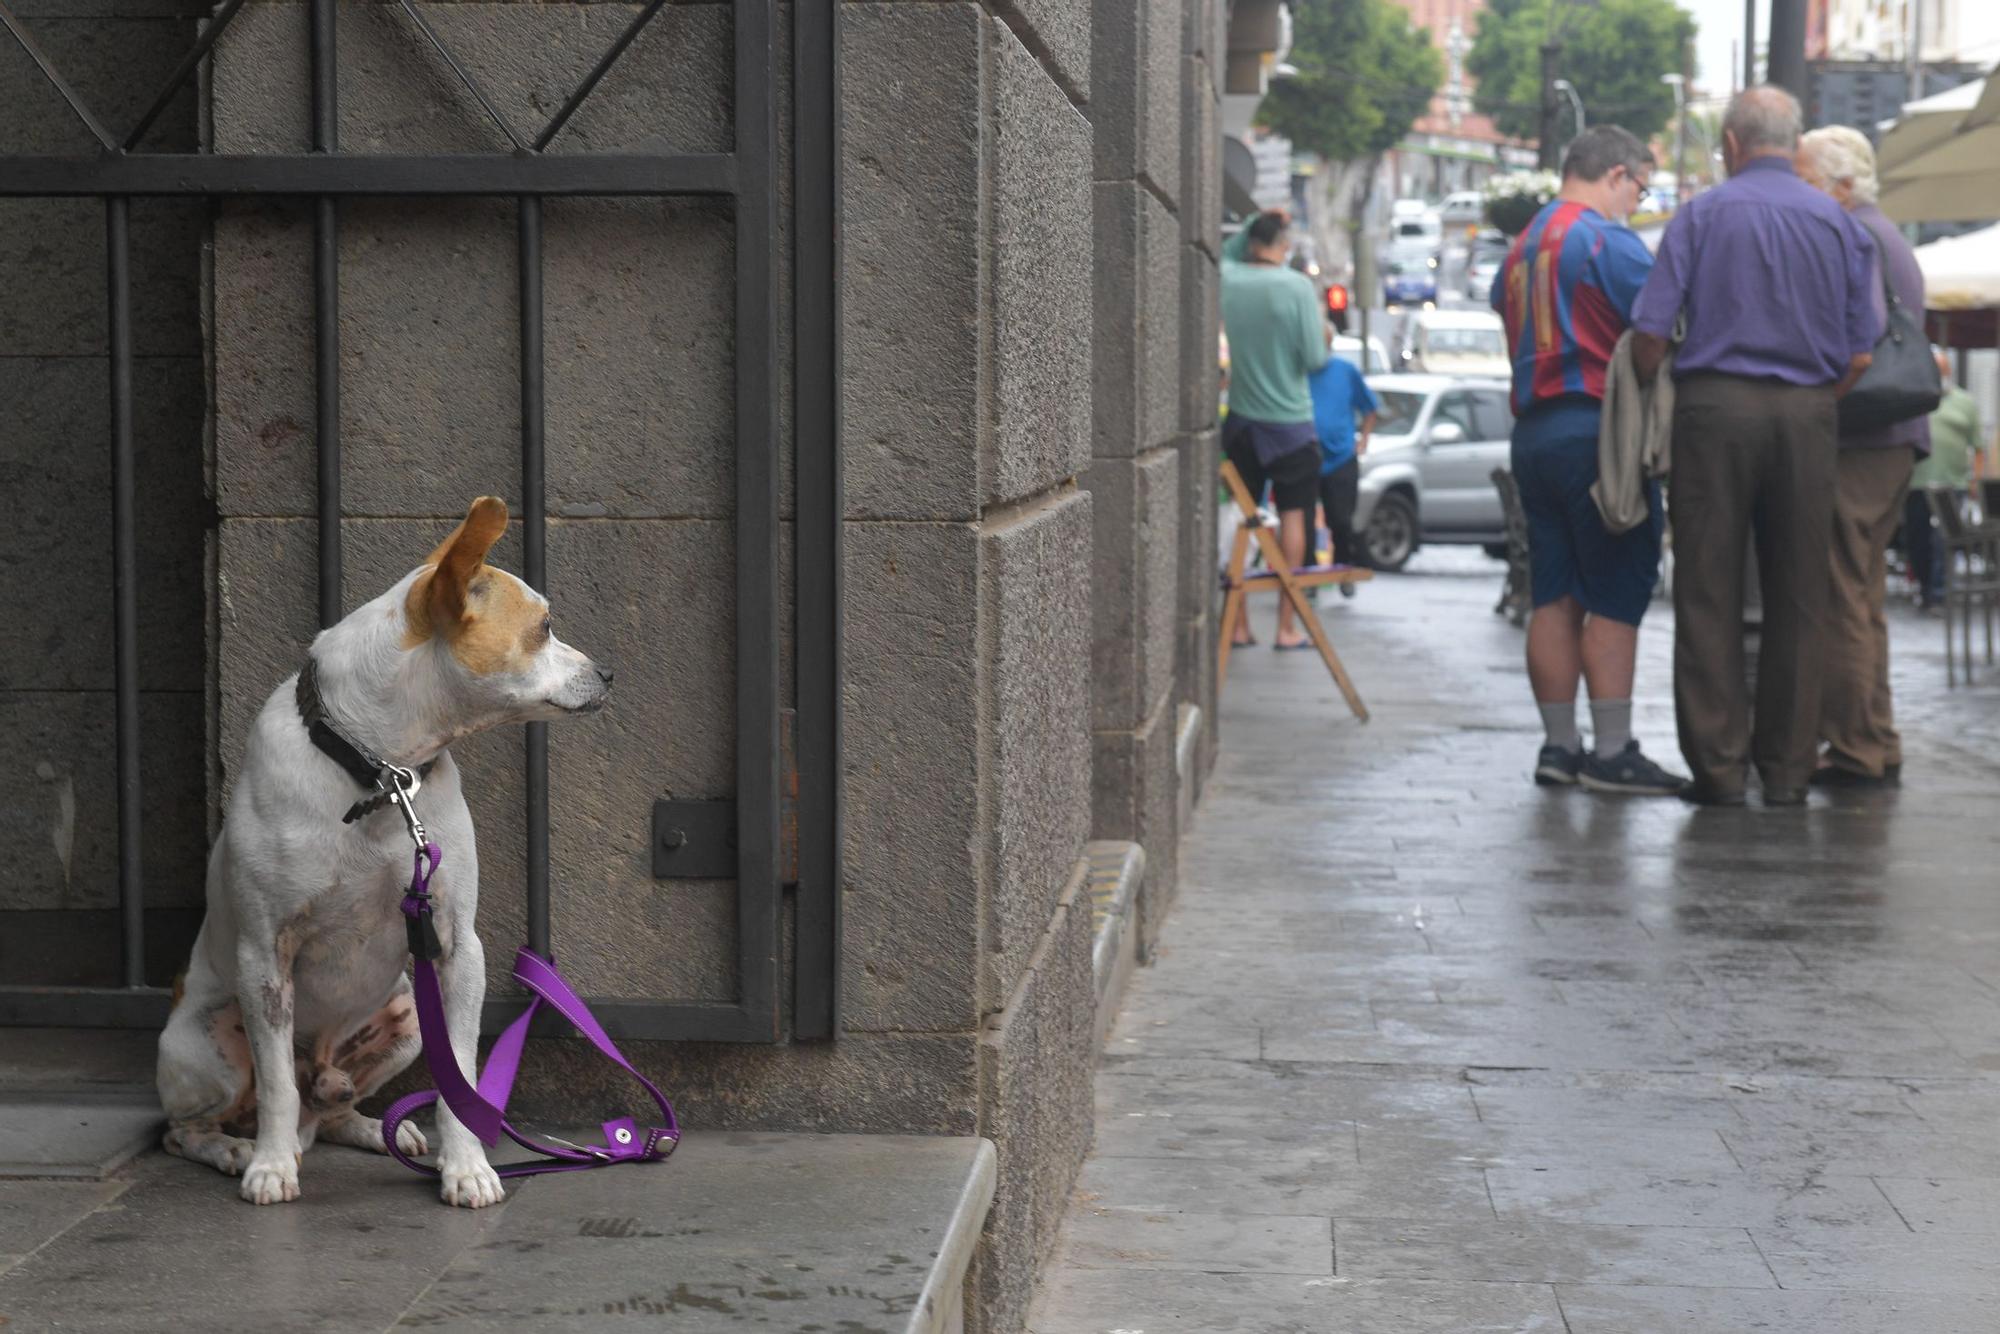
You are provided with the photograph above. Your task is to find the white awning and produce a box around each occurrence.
[1915,222,2000,311]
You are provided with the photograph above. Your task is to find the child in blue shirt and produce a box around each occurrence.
[1307,329,1381,589]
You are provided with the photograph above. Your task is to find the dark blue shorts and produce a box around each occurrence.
[1509,398,1663,627]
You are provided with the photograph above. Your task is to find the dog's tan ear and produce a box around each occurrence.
[418,496,509,630]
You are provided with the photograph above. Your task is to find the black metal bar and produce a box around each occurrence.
[791,0,841,1040]
[397,0,527,152]
[311,0,340,626]
[310,0,336,151]
[0,152,739,198]
[735,0,781,1040]
[520,195,551,959]
[107,197,146,990]
[314,197,341,626]
[0,986,769,1041]
[480,996,774,1043]
[0,987,174,1029]
[0,0,118,151]
[124,0,250,150]
[534,0,669,152]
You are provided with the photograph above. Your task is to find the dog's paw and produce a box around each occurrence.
[239,1157,301,1205]
[438,1157,505,1209]
[393,1118,430,1159]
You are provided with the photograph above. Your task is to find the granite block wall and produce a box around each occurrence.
[0,0,206,987]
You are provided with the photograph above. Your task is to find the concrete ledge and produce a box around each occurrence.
[1083,840,1144,1051]
[0,1132,997,1333]
[0,1088,161,1180]
[1174,702,1202,785]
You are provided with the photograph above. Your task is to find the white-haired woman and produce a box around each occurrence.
[1796,125,1929,788]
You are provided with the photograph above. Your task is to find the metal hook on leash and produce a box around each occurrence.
[383,764,428,850]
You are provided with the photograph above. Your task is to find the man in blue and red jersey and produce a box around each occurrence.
[1493,126,1686,797]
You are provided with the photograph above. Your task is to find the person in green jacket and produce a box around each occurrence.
[1904,350,1981,609]
[1221,211,1329,649]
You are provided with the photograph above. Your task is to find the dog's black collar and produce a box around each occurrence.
[296,657,435,824]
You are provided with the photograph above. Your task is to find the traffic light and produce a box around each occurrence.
[1325,282,1349,334]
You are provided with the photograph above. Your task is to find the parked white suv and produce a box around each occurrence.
[1353,375,1515,571]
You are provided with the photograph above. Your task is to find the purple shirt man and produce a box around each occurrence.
[1630,155,1880,386]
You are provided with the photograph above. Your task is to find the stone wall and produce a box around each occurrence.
[200,5,1101,1333]
[0,0,208,987]
[1088,0,1220,961]
[0,1,1218,1327]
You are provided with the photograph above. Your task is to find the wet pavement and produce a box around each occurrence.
[1032,550,2000,1333]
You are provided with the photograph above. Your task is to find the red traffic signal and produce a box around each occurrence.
[1325,282,1350,333]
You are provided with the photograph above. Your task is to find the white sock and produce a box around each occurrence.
[1539,702,1581,752]
[1591,700,1632,754]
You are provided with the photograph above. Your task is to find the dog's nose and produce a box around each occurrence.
[594,662,614,688]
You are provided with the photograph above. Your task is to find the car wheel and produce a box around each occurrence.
[1366,493,1418,572]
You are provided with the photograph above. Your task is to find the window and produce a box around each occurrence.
[1373,390,1426,436]
[1431,392,1479,440]
[1470,391,1514,441]
[1422,326,1507,358]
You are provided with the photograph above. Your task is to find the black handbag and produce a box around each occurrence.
[1838,267,1942,433]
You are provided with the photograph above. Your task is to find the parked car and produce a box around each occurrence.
[1439,189,1485,231]
[1381,257,1437,307]
[1353,374,1515,571]
[1397,308,1510,377]
[1333,333,1391,374]
[1390,213,1442,251]
[1464,230,1510,302]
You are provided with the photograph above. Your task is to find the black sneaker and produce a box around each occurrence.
[1535,743,1585,787]
[1580,741,1688,796]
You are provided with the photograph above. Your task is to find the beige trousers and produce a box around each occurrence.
[1820,446,1916,778]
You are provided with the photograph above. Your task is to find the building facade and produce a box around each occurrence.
[0,1,1254,1328]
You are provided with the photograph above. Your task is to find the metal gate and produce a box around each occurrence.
[0,0,841,1043]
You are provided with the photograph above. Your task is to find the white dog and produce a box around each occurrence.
[157,497,610,1206]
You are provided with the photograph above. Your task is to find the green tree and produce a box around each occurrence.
[1468,0,1696,144]
[1258,0,1445,164]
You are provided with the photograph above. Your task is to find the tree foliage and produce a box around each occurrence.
[1468,0,1696,144]
[1258,0,1445,163]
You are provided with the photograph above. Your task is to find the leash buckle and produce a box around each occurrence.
[405,905,444,961]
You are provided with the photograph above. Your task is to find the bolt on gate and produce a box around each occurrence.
[0,0,842,1044]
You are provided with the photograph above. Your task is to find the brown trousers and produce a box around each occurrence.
[1821,446,1916,777]
[1669,375,1838,795]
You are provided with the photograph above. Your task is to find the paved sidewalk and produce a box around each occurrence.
[1033,553,2000,1333]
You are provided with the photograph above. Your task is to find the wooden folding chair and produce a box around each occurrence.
[1217,459,1370,720]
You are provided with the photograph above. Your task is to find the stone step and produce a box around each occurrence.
[0,1124,996,1334]
[1084,840,1144,1052]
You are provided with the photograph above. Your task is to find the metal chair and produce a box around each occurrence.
[1490,467,1531,627]
[1924,486,2000,686]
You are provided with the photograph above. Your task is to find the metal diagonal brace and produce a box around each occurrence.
[396,0,529,152]
[123,0,250,150]
[536,0,671,151]
[0,0,118,150]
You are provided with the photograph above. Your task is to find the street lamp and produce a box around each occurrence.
[1552,78,1586,151]
[1660,72,1687,208]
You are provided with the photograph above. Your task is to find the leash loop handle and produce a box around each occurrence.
[385,838,681,1180]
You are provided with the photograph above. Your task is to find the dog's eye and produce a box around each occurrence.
[540,616,552,642]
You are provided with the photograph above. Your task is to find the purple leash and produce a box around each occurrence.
[382,840,681,1178]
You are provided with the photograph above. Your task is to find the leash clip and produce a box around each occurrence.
[383,765,428,850]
